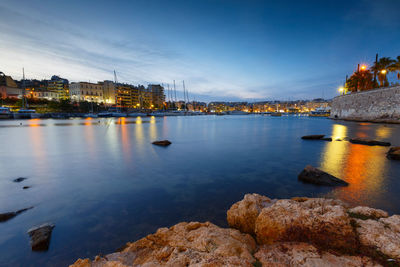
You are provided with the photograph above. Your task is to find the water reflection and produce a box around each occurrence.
[321,123,389,204]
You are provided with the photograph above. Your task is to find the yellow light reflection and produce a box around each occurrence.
[375,126,392,139]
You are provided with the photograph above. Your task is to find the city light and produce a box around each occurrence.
[338,87,344,95]
[381,69,387,74]
[360,65,367,71]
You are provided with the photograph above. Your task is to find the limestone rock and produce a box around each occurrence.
[152,140,172,146]
[254,198,357,252]
[70,221,256,267]
[349,138,391,146]
[28,223,55,251]
[355,215,400,261]
[348,206,388,220]
[298,165,349,186]
[227,193,273,235]
[301,135,325,140]
[254,242,381,267]
[387,147,400,160]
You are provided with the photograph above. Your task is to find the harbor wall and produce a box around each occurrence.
[330,85,400,123]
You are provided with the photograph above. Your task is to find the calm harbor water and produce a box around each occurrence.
[1,115,400,266]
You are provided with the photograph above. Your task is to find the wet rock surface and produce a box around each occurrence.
[387,147,400,160]
[152,140,172,146]
[0,207,33,222]
[349,138,391,146]
[301,134,325,140]
[28,223,55,251]
[70,194,400,267]
[298,165,349,186]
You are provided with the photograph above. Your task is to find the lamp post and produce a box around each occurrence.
[338,87,345,96]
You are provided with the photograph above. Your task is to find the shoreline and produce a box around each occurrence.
[70,194,400,267]
[330,117,400,124]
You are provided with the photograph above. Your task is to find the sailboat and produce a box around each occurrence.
[14,68,40,119]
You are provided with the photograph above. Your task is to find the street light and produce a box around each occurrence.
[338,87,344,95]
[360,65,367,71]
[381,69,387,74]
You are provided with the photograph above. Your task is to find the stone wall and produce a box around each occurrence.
[330,85,400,123]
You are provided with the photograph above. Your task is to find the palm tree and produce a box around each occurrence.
[371,57,395,87]
[389,56,400,80]
[346,69,374,92]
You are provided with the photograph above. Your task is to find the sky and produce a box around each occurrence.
[0,0,399,102]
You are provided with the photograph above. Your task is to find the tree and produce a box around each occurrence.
[389,56,400,80]
[345,69,374,92]
[371,57,395,87]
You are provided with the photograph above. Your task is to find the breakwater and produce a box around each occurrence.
[330,85,400,123]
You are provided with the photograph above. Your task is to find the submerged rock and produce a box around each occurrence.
[0,207,33,222]
[387,147,400,160]
[321,137,332,141]
[301,134,325,140]
[349,138,391,146]
[298,165,349,186]
[13,177,27,183]
[152,140,172,146]
[28,223,55,251]
[23,186,31,190]
[70,222,256,267]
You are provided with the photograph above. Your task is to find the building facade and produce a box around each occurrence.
[0,72,21,98]
[69,82,104,103]
[148,84,165,109]
[47,75,69,100]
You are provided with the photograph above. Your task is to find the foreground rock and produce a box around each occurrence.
[255,242,380,267]
[71,194,400,266]
[387,147,400,160]
[0,207,33,222]
[152,140,172,146]
[301,134,325,140]
[28,223,55,251]
[298,165,349,186]
[70,222,256,267]
[349,138,391,146]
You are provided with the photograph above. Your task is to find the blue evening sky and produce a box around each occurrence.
[0,0,399,101]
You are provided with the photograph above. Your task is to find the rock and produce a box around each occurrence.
[23,186,31,190]
[254,198,357,252]
[28,223,55,251]
[349,138,391,146]
[0,207,33,222]
[301,135,325,140]
[355,215,400,261]
[348,206,388,220]
[13,177,27,183]
[387,147,400,160]
[321,137,332,141]
[298,165,349,186]
[152,140,172,146]
[70,222,256,267]
[254,242,381,267]
[227,193,273,235]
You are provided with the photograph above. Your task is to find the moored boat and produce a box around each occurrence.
[0,107,12,119]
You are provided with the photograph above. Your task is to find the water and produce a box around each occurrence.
[0,115,400,266]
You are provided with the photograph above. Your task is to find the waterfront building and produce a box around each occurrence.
[100,80,116,105]
[115,84,138,108]
[30,90,60,100]
[0,72,21,98]
[69,82,104,103]
[148,84,165,109]
[47,75,69,100]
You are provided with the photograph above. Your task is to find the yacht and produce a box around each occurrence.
[127,112,146,117]
[0,107,12,119]
[14,109,41,119]
[309,107,330,117]
[228,110,249,115]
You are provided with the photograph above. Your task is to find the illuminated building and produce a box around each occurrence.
[69,82,104,103]
[47,75,69,100]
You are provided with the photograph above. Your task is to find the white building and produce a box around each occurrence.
[69,82,104,103]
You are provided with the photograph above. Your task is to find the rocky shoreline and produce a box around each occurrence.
[70,194,400,267]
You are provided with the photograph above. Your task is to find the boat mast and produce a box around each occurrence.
[173,80,177,103]
[182,80,187,111]
[113,70,119,111]
[22,68,26,109]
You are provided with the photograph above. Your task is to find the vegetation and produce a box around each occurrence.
[345,55,400,93]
